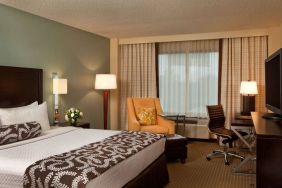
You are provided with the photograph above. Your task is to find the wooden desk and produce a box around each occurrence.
[231,119,254,151]
[251,112,282,188]
[235,114,252,120]
[231,119,253,126]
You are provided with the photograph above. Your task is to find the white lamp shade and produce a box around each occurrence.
[53,79,68,94]
[95,74,117,90]
[240,81,258,95]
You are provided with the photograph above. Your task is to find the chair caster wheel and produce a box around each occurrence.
[225,162,230,165]
[206,157,211,161]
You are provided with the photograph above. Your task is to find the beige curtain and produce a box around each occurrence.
[119,43,157,130]
[221,36,268,128]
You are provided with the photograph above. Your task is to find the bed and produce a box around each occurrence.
[0,66,169,188]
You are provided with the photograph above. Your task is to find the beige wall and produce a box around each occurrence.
[110,26,282,130]
[268,25,282,54]
[110,39,119,130]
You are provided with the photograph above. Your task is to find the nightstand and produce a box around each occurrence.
[55,122,90,129]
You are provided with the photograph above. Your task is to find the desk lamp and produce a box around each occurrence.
[240,81,258,115]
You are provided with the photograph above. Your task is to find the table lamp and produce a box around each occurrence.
[53,77,68,124]
[240,81,258,115]
[95,74,117,130]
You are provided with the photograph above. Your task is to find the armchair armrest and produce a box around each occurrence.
[128,118,141,131]
[157,115,176,134]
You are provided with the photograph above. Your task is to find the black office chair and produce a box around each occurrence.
[206,105,246,165]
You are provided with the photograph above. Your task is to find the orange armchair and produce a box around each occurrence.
[127,97,175,135]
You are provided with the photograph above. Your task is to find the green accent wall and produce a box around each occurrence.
[0,4,110,129]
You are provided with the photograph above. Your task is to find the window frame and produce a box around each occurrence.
[156,40,223,115]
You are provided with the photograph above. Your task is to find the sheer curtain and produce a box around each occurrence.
[221,36,268,128]
[158,40,219,118]
[119,43,157,130]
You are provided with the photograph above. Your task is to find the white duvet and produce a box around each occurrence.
[0,127,165,188]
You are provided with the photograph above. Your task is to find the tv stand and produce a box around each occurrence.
[252,112,282,188]
[262,113,282,120]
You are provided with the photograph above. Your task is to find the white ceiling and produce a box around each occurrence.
[1,0,282,38]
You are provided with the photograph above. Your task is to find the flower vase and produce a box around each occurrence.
[69,119,77,126]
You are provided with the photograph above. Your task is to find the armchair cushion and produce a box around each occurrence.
[136,107,157,125]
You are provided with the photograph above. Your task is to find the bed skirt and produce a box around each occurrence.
[124,153,169,188]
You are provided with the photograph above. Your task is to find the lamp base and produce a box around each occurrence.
[54,108,60,124]
[241,96,255,116]
[103,90,109,130]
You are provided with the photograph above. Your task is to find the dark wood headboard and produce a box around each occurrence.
[0,66,43,108]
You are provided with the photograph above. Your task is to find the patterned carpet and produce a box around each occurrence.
[166,142,256,188]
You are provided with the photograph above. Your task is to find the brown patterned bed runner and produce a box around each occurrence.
[23,131,163,188]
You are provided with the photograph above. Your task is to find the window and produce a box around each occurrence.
[158,50,219,118]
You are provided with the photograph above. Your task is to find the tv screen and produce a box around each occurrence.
[265,49,281,115]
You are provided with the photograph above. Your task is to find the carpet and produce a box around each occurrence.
[166,141,256,188]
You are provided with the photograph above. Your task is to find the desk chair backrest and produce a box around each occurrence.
[206,105,245,165]
[207,105,226,130]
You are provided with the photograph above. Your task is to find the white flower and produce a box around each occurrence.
[65,115,69,121]
[65,108,83,123]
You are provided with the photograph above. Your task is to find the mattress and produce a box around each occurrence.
[0,127,165,188]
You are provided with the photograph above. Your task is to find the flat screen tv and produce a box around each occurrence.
[263,48,282,119]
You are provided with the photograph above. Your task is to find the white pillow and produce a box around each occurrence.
[0,102,50,131]
[0,101,38,126]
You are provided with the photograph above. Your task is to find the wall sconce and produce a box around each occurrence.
[95,74,117,129]
[53,74,68,124]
